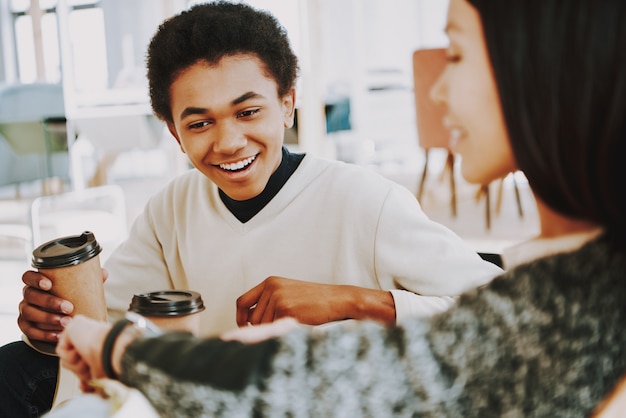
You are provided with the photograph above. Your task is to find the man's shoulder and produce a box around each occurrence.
[302,155,395,188]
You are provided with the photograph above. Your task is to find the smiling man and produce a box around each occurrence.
[169,56,294,204]
[0,1,501,416]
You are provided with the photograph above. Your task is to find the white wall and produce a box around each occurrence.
[311,0,450,162]
[0,0,451,163]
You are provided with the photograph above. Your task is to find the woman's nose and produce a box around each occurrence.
[430,69,447,108]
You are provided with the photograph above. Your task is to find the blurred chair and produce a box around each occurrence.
[0,199,32,261]
[30,184,128,263]
[72,113,165,186]
[412,48,523,229]
[413,48,457,217]
[0,83,69,196]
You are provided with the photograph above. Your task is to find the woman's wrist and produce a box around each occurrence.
[101,319,131,379]
[111,323,143,377]
[106,312,164,379]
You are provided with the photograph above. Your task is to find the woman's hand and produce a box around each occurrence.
[56,315,111,391]
[221,317,302,344]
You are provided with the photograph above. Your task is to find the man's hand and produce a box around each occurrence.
[18,269,108,342]
[236,277,395,327]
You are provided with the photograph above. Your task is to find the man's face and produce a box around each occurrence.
[167,54,295,201]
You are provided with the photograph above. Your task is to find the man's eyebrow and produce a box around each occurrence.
[179,107,208,120]
[178,92,265,120]
[232,91,264,106]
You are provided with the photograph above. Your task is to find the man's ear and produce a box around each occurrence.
[167,122,185,153]
[282,89,296,129]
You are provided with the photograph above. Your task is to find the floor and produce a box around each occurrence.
[0,145,540,347]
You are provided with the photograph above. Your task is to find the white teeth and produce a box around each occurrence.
[219,155,256,171]
[442,117,463,148]
[450,128,462,148]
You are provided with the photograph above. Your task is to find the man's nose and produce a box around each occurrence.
[213,121,247,154]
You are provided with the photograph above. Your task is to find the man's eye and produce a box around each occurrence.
[238,108,260,118]
[189,121,211,129]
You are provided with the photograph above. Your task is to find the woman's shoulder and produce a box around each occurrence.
[472,236,626,322]
[510,235,625,285]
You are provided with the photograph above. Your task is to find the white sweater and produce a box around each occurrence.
[104,155,501,335]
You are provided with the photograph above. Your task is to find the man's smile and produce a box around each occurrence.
[216,154,258,172]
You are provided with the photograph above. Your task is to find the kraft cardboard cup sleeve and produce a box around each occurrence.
[129,290,205,335]
[31,231,107,321]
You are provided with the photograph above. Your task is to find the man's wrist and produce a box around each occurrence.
[350,286,396,324]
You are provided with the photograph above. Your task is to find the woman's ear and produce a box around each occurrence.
[167,122,185,154]
[282,89,296,129]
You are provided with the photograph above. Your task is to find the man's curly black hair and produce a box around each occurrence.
[146,1,299,124]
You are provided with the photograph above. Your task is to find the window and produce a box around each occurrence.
[7,0,106,89]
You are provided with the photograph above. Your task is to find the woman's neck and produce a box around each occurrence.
[535,195,599,238]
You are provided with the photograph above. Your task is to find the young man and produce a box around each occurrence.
[0,2,500,416]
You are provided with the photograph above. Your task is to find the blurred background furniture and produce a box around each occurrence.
[412,48,523,230]
[71,110,167,188]
[0,198,32,262]
[30,184,128,263]
[0,83,69,196]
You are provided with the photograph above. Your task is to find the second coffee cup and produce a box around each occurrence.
[128,290,205,335]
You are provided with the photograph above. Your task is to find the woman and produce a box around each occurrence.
[55,0,626,416]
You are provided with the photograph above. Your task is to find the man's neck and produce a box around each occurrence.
[219,147,305,223]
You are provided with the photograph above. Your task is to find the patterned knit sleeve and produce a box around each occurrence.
[118,314,474,417]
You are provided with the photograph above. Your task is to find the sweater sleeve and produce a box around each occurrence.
[390,289,457,321]
[374,185,502,298]
[118,318,461,417]
[121,332,281,393]
[103,193,176,322]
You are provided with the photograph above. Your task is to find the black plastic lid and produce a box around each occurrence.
[129,290,206,317]
[31,231,102,269]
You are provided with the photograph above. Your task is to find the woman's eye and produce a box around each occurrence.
[446,54,461,64]
[238,108,260,119]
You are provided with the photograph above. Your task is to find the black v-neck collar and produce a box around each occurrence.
[219,147,304,223]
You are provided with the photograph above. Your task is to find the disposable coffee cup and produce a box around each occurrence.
[28,231,106,355]
[129,290,205,335]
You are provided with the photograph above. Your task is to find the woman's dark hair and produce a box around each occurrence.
[146,1,299,124]
[467,0,626,240]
